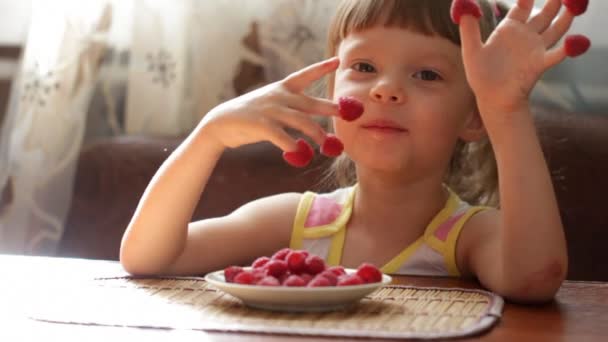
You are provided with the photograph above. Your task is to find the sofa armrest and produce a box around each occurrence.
[58,136,331,261]
[534,107,608,281]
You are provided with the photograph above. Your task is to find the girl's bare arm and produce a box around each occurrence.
[455,0,584,302]
[120,58,341,275]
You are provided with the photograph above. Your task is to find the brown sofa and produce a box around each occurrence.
[57,105,608,281]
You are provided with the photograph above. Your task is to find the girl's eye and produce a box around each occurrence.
[352,62,376,73]
[414,70,443,81]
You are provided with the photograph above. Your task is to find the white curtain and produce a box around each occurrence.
[124,0,194,135]
[0,0,111,255]
[0,0,337,256]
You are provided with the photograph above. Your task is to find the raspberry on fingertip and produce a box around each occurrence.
[450,0,483,25]
[563,0,589,16]
[283,139,314,167]
[338,96,364,121]
[565,35,591,57]
[321,134,344,157]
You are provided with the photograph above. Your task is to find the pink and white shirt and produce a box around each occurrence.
[289,185,488,276]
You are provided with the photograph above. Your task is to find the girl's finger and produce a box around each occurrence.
[283,57,340,93]
[542,9,574,48]
[273,108,327,146]
[288,93,340,117]
[527,0,561,33]
[506,0,535,23]
[544,45,567,70]
[459,16,483,65]
[263,122,299,152]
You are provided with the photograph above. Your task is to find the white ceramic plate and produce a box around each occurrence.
[204,268,392,312]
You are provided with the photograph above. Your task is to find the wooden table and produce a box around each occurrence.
[1,254,607,341]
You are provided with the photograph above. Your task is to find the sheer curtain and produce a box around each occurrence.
[0,0,200,255]
[0,0,334,256]
[0,0,111,255]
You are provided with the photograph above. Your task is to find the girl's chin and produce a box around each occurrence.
[351,154,411,174]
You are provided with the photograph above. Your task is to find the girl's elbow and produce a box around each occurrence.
[504,261,567,304]
[119,252,147,276]
[119,248,161,276]
[504,282,561,304]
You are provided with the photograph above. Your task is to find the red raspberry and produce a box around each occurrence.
[337,274,364,286]
[271,248,292,261]
[338,96,364,121]
[356,263,383,283]
[256,276,280,286]
[450,0,482,25]
[282,275,307,287]
[278,271,292,284]
[307,275,332,287]
[300,273,313,285]
[319,270,338,286]
[223,265,244,283]
[265,259,288,278]
[286,250,308,274]
[233,271,256,284]
[320,134,344,157]
[565,35,591,58]
[282,138,314,168]
[252,256,271,269]
[327,266,346,277]
[251,268,267,282]
[304,255,326,275]
[563,0,588,16]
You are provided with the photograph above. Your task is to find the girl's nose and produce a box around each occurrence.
[370,81,405,104]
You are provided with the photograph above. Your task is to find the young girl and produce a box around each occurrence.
[120,0,589,303]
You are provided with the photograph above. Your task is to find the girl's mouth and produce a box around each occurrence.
[361,119,408,134]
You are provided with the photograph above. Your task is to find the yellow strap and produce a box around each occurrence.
[289,191,315,250]
[423,189,459,249]
[421,188,490,276]
[290,186,357,258]
[381,189,481,275]
[444,206,488,276]
[301,193,354,239]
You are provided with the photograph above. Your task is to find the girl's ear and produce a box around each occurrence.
[459,109,486,142]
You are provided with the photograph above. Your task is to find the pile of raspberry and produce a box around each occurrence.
[224,248,383,287]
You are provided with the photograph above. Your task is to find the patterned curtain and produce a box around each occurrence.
[0,0,111,255]
[0,0,336,256]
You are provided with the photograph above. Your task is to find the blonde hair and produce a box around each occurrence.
[321,0,508,207]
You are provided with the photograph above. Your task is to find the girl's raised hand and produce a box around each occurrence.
[455,0,590,116]
[200,57,340,155]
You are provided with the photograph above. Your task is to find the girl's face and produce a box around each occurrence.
[333,26,481,181]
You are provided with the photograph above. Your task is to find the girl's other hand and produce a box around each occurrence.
[199,57,341,153]
[458,0,589,117]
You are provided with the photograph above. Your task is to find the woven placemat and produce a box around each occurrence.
[27,277,503,340]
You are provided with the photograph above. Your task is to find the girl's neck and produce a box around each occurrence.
[351,175,448,236]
